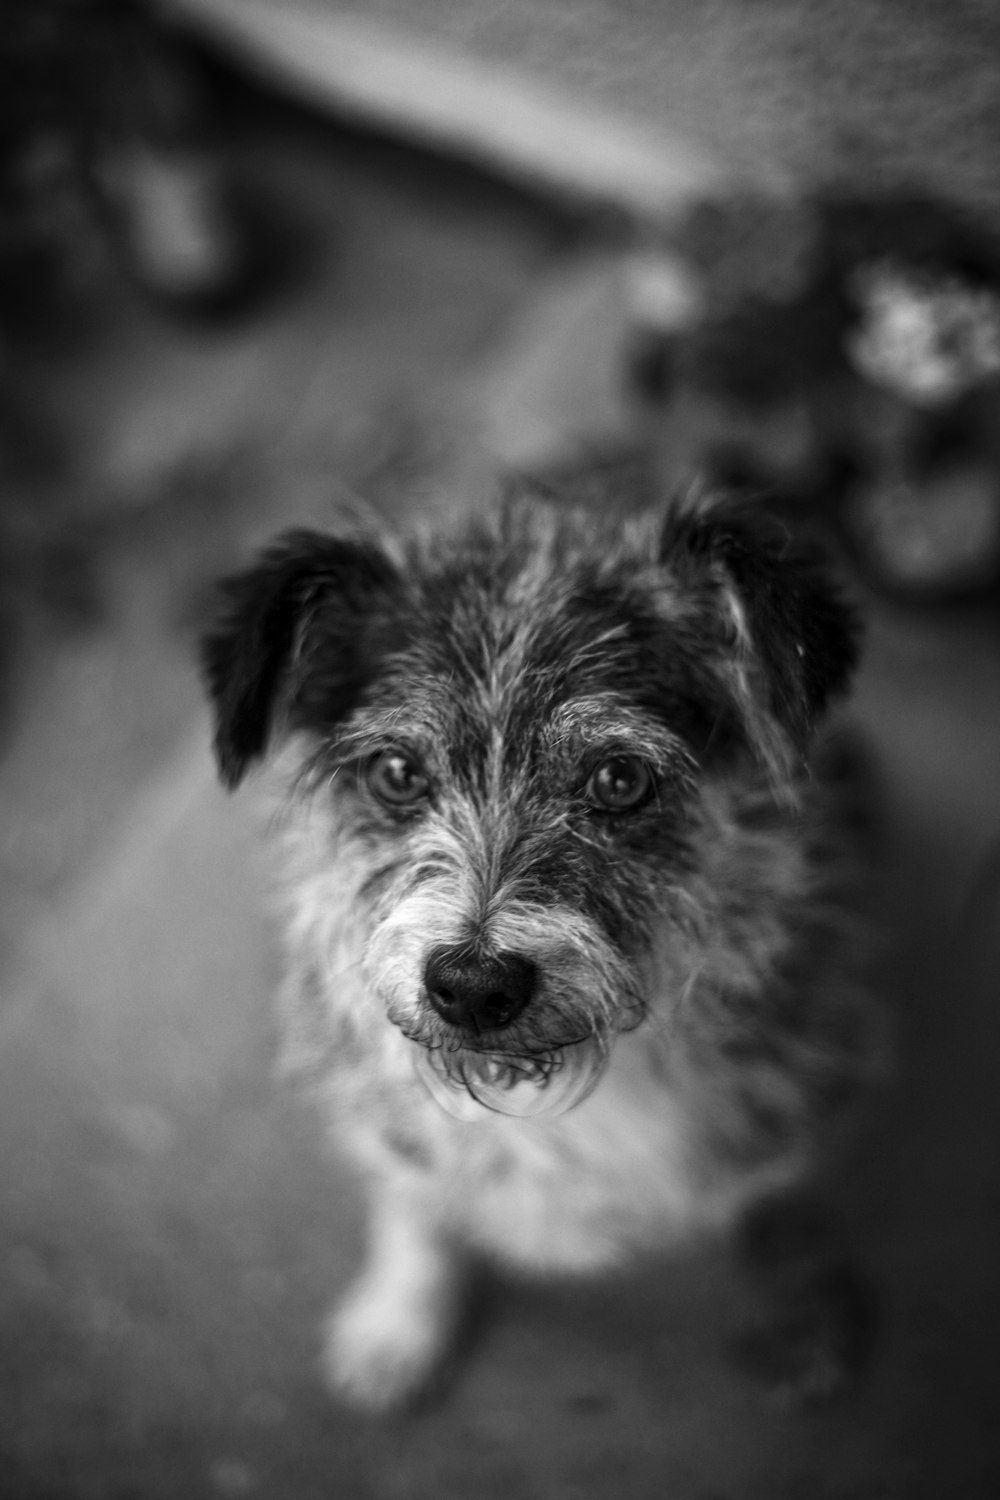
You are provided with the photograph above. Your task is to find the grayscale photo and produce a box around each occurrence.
[1,2,998,1496]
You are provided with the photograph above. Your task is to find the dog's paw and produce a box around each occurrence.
[320,1277,453,1413]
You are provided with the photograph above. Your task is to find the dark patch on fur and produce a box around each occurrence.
[661,499,861,750]
[200,529,400,788]
[201,491,858,798]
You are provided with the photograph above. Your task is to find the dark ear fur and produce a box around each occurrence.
[662,498,861,754]
[200,528,399,789]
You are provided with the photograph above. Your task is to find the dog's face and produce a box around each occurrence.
[202,492,858,1119]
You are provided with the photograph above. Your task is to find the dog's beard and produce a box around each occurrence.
[410,1034,608,1120]
[364,879,640,1121]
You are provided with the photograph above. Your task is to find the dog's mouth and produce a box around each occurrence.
[411,1037,606,1120]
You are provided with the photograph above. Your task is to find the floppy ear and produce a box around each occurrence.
[662,498,861,767]
[200,528,399,789]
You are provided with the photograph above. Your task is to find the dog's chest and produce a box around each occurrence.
[437,1034,721,1271]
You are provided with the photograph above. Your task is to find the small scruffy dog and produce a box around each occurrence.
[201,484,881,1411]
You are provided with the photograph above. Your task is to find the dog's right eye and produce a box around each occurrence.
[366,749,431,809]
[585,754,654,813]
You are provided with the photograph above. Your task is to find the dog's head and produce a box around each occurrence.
[202,490,859,1119]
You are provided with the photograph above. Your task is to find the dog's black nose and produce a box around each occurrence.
[423,947,536,1033]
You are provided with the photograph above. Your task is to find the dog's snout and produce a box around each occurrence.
[423,946,536,1032]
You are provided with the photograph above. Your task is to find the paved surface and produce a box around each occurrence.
[2,66,1000,1500]
[178,0,1000,230]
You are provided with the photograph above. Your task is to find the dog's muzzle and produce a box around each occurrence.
[405,944,610,1120]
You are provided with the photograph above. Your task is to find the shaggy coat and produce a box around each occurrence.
[202,487,881,1407]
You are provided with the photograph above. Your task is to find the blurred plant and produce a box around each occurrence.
[627,191,1000,602]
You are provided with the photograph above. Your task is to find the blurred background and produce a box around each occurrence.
[1,2,999,1496]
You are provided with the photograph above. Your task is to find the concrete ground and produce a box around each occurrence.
[177,0,1000,231]
[2,72,1000,1500]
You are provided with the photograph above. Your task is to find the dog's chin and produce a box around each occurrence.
[410,1038,607,1121]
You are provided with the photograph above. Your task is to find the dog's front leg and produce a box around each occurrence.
[321,1178,466,1411]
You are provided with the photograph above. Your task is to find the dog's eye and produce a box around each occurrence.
[367,749,430,808]
[586,755,653,813]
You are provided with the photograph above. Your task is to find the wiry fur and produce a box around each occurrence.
[201,485,883,1409]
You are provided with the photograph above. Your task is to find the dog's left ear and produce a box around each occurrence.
[200,528,400,789]
[662,498,861,759]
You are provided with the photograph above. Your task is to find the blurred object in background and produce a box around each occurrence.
[625,192,1000,604]
[66,0,282,318]
[0,0,275,338]
[0,0,307,743]
[833,209,1000,603]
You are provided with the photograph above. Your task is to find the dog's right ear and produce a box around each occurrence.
[200,528,400,789]
[660,497,861,778]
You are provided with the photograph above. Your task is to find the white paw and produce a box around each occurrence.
[320,1276,453,1412]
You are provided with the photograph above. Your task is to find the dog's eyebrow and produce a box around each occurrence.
[320,703,439,763]
[546,696,695,770]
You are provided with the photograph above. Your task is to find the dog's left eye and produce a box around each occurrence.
[586,755,654,812]
[366,749,431,808]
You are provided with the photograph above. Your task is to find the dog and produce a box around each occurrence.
[200,482,883,1411]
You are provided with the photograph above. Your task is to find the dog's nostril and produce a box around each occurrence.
[423,947,536,1033]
